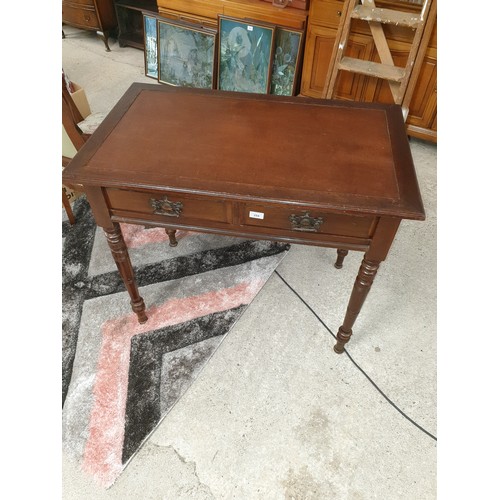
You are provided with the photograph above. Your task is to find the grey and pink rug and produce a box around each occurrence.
[62,197,289,487]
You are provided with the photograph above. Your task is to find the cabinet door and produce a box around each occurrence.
[300,24,336,97]
[367,44,436,141]
[362,39,413,104]
[406,50,437,136]
[333,32,377,102]
[300,27,375,100]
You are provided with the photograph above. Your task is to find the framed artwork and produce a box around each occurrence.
[270,27,304,96]
[157,19,217,89]
[143,14,159,79]
[218,16,275,94]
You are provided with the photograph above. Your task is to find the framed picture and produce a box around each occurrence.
[143,13,159,79]
[270,27,304,96]
[157,19,217,89]
[218,16,275,94]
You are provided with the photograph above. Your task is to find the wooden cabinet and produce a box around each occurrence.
[115,0,158,49]
[300,0,437,142]
[156,0,308,31]
[62,0,117,51]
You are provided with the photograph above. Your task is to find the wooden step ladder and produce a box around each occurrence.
[322,0,437,120]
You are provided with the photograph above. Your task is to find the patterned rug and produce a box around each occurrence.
[62,197,290,487]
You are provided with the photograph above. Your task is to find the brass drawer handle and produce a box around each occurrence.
[289,211,324,232]
[150,196,183,217]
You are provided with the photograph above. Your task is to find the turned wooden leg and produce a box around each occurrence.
[96,30,111,51]
[166,229,178,247]
[334,257,380,354]
[334,249,348,269]
[104,223,148,323]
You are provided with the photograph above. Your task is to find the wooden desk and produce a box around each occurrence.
[63,83,425,353]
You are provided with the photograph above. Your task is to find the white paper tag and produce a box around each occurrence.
[247,26,253,31]
[249,211,264,220]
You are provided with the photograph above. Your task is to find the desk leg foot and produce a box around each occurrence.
[131,298,148,324]
[105,223,148,323]
[166,229,178,247]
[334,249,348,269]
[96,30,111,51]
[334,257,380,353]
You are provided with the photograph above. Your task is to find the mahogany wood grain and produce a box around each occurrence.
[104,223,148,323]
[334,257,379,353]
[334,249,348,269]
[166,229,178,247]
[63,84,425,352]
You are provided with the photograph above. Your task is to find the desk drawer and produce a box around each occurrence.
[241,203,376,238]
[106,188,232,224]
[158,8,218,29]
[62,3,99,29]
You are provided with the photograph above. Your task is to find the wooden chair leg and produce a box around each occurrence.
[63,189,75,224]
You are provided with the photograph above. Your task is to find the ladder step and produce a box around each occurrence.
[338,57,406,82]
[351,5,422,28]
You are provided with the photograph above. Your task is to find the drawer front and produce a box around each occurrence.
[106,188,232,224]
[260,0,309,11]
[223,5,307,30]
[241,203,376,238]
[62,3,99,29]
[300,23,337,97]
[63,0,95,6]
[309,0,344,28]
[158,0,221,20]
[158,8,218,29]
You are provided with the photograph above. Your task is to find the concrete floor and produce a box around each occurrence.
[62,26,437,500]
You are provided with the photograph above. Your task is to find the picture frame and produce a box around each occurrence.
[218,16,275,94]
[157,19,217,89]
[270,27,304,96]
[143,13,159,79]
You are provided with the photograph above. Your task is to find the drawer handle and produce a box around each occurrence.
[272,0,290,8]
[289,211,324,232]
[150,196,183,217]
